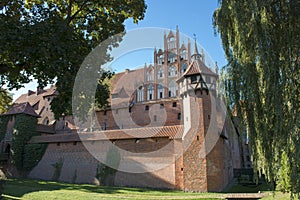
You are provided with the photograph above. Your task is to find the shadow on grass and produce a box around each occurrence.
[3,178,160,198]
[225,182,272,193]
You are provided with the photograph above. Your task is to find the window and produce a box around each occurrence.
[168,52,176,63]
[173,102,177,107]
[104,110,107,115]
[43,117,49,125]
[145,105,149,111]
[158,54,164,65]
[115,109,118,114]
[160,104,164,109]
[191,75,198,84]
[181,63,188,74]
[103,122,107,130]
[178,113,181,120]
[147,84,154,100]
[180,49,187,60]
[157,68,164,79]
[168,37,175,49]
[157,84,164,99]
[168,66,177,77]
[169,80,178,97]
[137,86,144,102]
[147,70,154,81]
[154,115,157,122]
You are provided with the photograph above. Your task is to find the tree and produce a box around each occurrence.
[214,0,300,196]
[0,0,147,117]
[0,89,12,114]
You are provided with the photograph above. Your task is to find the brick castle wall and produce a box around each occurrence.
[29,138,180,189]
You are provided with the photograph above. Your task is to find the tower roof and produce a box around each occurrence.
[191,37,202,61]
[182,59,216,78]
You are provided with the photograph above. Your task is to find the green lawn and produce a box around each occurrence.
[1,179,291,200]
[1,179,220,200]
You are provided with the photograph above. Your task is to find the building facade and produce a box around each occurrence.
[1,28,246,192]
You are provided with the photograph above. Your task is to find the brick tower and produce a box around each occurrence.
[177,38,218,191]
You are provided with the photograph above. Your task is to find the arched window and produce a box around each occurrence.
[147,84,154,100]
[147,69,154,81]
[168,80,178,97]
[181,63,188,74]
[158,54,164,65]
[168,66,177,77]
[137,86,144,102]
[157,84,164,99]
[168,52,176,63]
[157,68,164,79]
[168,37,175,49]
[180,49,187,60]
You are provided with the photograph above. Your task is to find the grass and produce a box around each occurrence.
[1,179,220,200]
[225,182,291,200]
[1,179,292,200]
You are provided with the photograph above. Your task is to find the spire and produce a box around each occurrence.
[191,34,201,61]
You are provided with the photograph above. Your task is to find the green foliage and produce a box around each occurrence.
[96,146,120,186]
[51,158,64,181]
[0,115,9,141]
[23,144,48,171]
[0,89,12,114]
[0,169,6,198]
[214,0,300,196]
[0,0,146,117]
[11,114,38,171]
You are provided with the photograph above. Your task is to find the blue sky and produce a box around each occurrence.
[11,0,226,100]
[122,0,226,67]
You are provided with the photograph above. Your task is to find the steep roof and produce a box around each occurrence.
[1,102,40,117]
[183,59,216,77]
[13,86,57,117]
[110,68,144,108]
[14,86,57,105]
[29,125,184,143]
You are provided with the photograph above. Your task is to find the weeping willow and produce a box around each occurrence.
[214,0,300,195]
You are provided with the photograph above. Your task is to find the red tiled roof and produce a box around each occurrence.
[183,60,216,77]
[1,102,40,117]
[14,86,57,105]
[13,86,57,117]
[110,68,144,108]
[29,125,184,143]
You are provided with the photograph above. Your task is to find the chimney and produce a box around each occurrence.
[36,86,45,95]
[28,90,35,96]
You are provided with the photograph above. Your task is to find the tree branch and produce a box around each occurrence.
[67,0,89,25]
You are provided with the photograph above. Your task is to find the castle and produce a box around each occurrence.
[0,28,251,192]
